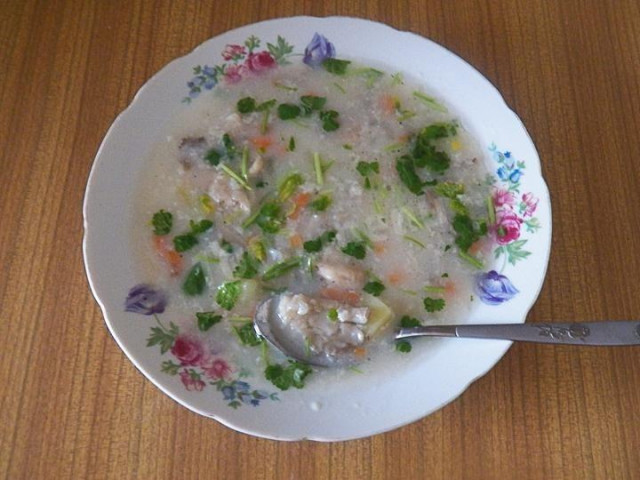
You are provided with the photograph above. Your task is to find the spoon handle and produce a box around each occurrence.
[396,321,640,346]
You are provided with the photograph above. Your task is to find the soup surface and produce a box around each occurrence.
[133,59,493,388]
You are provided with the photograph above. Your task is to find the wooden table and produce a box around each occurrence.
[2,1,640,478]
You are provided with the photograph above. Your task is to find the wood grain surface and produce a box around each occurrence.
[2,1,640,478]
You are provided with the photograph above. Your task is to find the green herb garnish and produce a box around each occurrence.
[264,360,313,390]
[300,95,327,114]
[319,110,340,131]
[189,219,213,234]
[255,201,286,234]
[151,210,173,235]
[237,96,257,114]
[173,233,198,252]
[303,230,336,253]
[363,280,385,297]
[434,181,465,199]
[277,103,301,120]
[322,58,351,75]
[196,312,222,331]
[278,173,304,201]
[309,193,332,211]
[396,155,426,195]
[423,297,446,313]
[216,280,242,310]
[262,257,302,281]
[412,91,448,113]
[400,316,422,328]
[222,133,236,158]
[183,263,206,296]
[233,251,261,279]
[395,340,412,353]
[287,136,296,152]
[341,241,366,260]
[327,308,339,322]
[452,214,482,252]
[204,148,222,166]
[234,322,263,346]
[356,161,380,177]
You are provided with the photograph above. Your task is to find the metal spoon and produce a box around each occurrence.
[255,296,640,367]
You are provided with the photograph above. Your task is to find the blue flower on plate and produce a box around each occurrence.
[509,168,523,183]
[303,33,336,67]
[124,284,167,315]
[475,271,519,305]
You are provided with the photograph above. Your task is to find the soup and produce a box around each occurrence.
[133,58,493,389]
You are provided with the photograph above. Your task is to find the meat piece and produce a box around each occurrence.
[316,261,366,290]
[275,293,369,356]
[178,137,208,169]
[208,173,251,213]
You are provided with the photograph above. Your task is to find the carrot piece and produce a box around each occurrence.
[250,135,273,151]
[379,94,397,115]
[373,241,386,255]
[353,346,367,358]
[387,271,406,286]
[152,235,183,276]
[288,191,311,220]
[319,287,361,306]
[289,233,303,249]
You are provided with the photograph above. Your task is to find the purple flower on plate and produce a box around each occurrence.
[124,284,167,315]
[303,33,336,67]
[475,271,519,305]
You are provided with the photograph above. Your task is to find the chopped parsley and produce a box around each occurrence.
[400,315,421,328]
[395,340,412,353]
[182,263,206,296]
[319,110,340,131]
[189,219,213,234]
[322,58,351,75]
[327,308,339,322]
[300,95,327,113]
[396,155,426,195]
[255,201,286,234]
[341,241,367,260]
[204,148,222,166]
[356,161,379,189]
[277,103,301,120]
[363,280,385,297]
[222,133,236,159]
[237,96,257,113]
[423,297,446,313]
[173,234,198,252]
[233,251,261,279]
[173,219,213,252]
[233,322,262,346]
[264,360,313,390]
[303,230,336,253]
[309,194,332,211]
[262,257,302,281]
[287,136,296,152]
[452,214,482,252]
[151,210,173,235]
[196,312,222,331]
[434,181,465,199]
[278,173,304,201]
[356,161,380,177]
[216,280,242,310]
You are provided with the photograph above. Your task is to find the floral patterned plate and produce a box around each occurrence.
[83,16,551,441]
